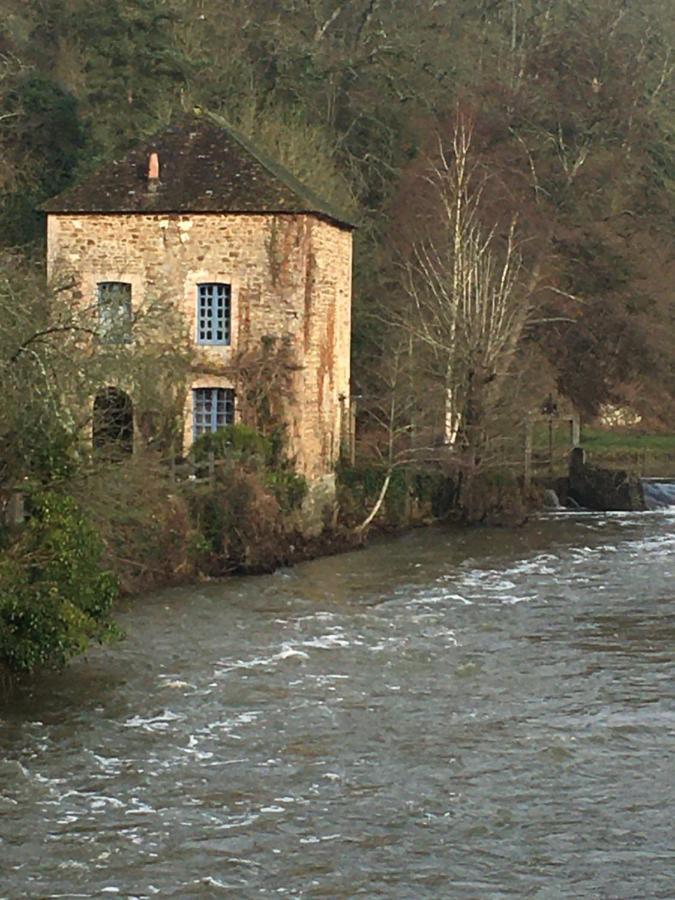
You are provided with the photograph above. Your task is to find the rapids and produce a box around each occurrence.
[2,510,674,897]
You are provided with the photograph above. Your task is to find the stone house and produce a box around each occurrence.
[44,117,353,505]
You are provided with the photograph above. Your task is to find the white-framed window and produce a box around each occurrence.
[192,387,235,438]
[97,281,132,344]
[197,283,231,345]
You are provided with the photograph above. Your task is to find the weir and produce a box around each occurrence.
[641,478,675,509]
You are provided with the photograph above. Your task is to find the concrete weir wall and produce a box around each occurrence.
[47,211,352,489]
[567,447,645,511]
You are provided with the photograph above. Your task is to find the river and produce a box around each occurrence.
[1,510,674,898]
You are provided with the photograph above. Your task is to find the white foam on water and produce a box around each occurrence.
[301,630,359,650]
[277,646,310,660]
[89,753,123,773]
[88,796,126,810]
[123,710,182,732]
[217,813,260,830]
[124,798,156,815]
[180,737,214,761]
[215,642,310,674]
[445,592,473,605]
[233,711,261,725]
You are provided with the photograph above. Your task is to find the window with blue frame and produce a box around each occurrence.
[192,388,235,437]
[98,282,132,343]
[197,283,231,345]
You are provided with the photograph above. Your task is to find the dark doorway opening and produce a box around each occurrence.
[93,387,134,457]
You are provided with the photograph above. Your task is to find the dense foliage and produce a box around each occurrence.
[0,493,118,674]
[1,0,672,419]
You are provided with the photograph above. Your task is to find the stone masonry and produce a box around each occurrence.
[46,210,352,481]
[43,118,354,494]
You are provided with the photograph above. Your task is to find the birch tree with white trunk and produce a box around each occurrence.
[403,119,532,458]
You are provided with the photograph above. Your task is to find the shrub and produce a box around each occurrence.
[337,462,459,526]
[189,464,285,574]
[191,425,307,546]
[264,469,308,513]
[0,493,118,675]
[191,424,273,467]
[413,469,457,518]
[70,453,197,595]
[337,462,408,525]
[458,469,527,526]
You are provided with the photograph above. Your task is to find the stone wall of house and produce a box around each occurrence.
[47,212,352,480]
[299,217,352,477]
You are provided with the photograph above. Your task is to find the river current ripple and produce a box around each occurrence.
[1,511,674,898]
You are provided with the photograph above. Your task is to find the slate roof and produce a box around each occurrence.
[43,116,354,229]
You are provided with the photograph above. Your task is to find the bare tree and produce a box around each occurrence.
[354,337,413,534]
[0,253,192,487]
[402,119,532,460]
[352,327,449,535]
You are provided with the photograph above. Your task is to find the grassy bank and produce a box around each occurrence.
[530,424,675,478]
[580,429,675,477]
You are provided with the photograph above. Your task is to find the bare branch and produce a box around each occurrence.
[400,119,531,449]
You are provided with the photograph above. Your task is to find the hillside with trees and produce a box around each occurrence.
[2,0,672,420]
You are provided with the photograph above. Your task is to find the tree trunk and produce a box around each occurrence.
[357,470,392,535]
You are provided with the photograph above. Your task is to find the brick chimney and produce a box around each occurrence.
[147,151,160,191]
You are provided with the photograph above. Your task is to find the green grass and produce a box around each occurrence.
[580,428,675,452]
[530,424,675,477]
[580,429,675,477]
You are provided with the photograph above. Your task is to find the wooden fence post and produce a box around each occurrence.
[349,397,357,466]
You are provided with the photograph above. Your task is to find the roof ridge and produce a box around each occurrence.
[201,110,356,228]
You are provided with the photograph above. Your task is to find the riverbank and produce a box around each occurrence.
[581,428,675,475]
[3,431,671,680]
[531,426,675,479]
[0,447,529,680]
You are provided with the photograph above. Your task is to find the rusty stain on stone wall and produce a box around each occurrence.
[47,211,352,481]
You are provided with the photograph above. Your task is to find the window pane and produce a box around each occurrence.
[197,283,231,346]
[98,282,132,344]
[193,388,234,438]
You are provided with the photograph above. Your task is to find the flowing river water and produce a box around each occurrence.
[1,509,674,898]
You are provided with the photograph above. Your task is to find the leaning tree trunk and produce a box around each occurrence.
[356,470,392,536]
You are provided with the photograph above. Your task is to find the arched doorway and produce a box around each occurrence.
[93,388,134,457]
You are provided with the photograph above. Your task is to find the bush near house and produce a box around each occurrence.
[0,493,119,677]
[189,467,286,576]
[68,453,197,597]
[191,424,274,467]
[189,425,308,574]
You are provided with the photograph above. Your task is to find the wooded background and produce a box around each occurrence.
[1,0,673,424]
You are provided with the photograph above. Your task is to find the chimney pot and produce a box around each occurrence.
[148,151,160,181]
